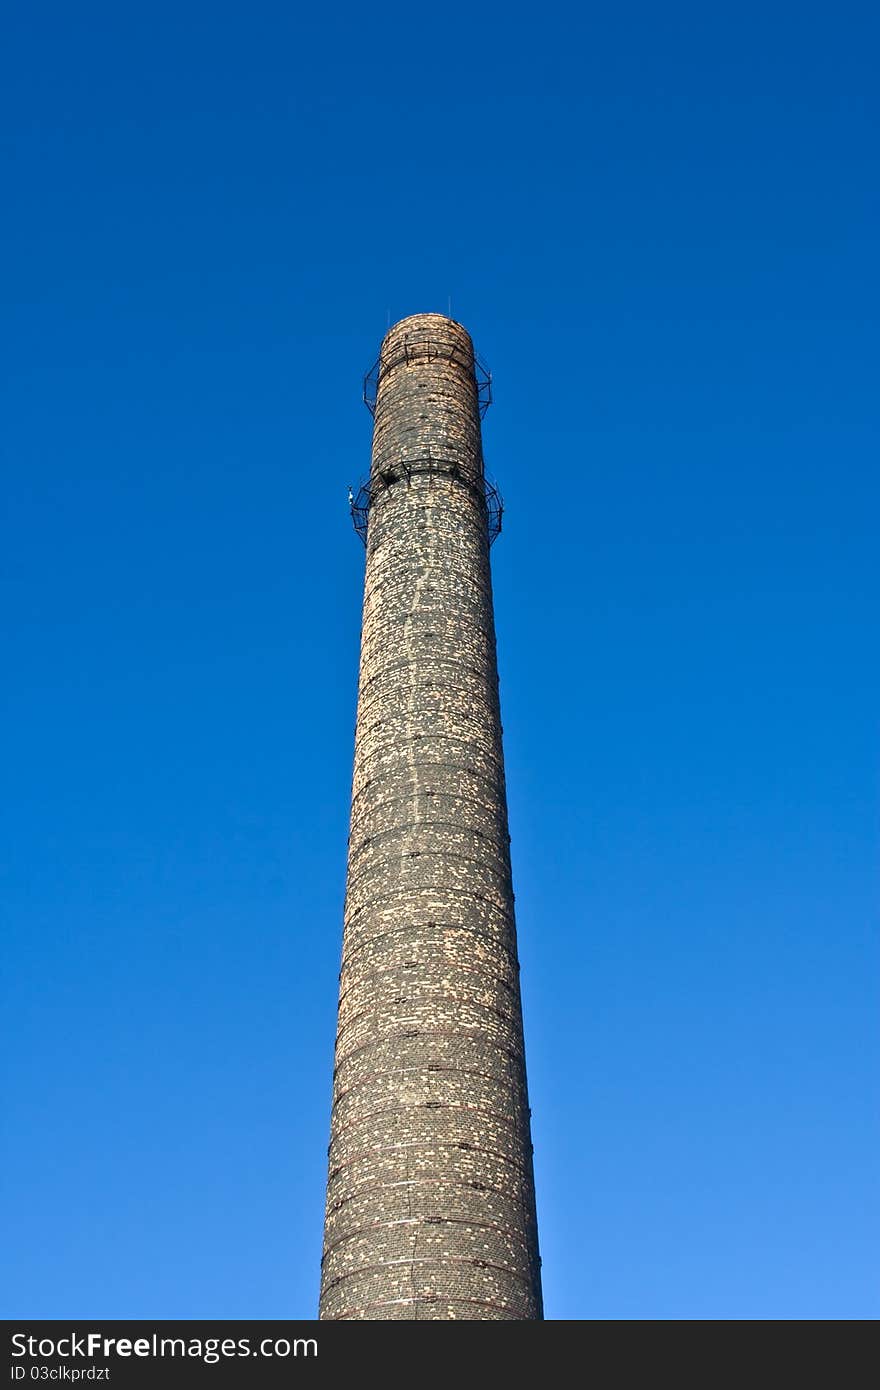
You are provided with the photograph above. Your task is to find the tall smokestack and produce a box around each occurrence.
[319,314,543,1321]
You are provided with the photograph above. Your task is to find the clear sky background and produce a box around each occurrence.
[2,2,877,1321]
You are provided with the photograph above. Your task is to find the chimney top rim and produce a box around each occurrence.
[382,311,472,340]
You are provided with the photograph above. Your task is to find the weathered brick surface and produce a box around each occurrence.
[319,314,542,1321]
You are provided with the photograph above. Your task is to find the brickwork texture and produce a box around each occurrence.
[319,313,543,1321]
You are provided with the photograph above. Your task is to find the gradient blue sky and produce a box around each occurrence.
[2,2,877,1320]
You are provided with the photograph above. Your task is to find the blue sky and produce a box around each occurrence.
[2,2,877,1319]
